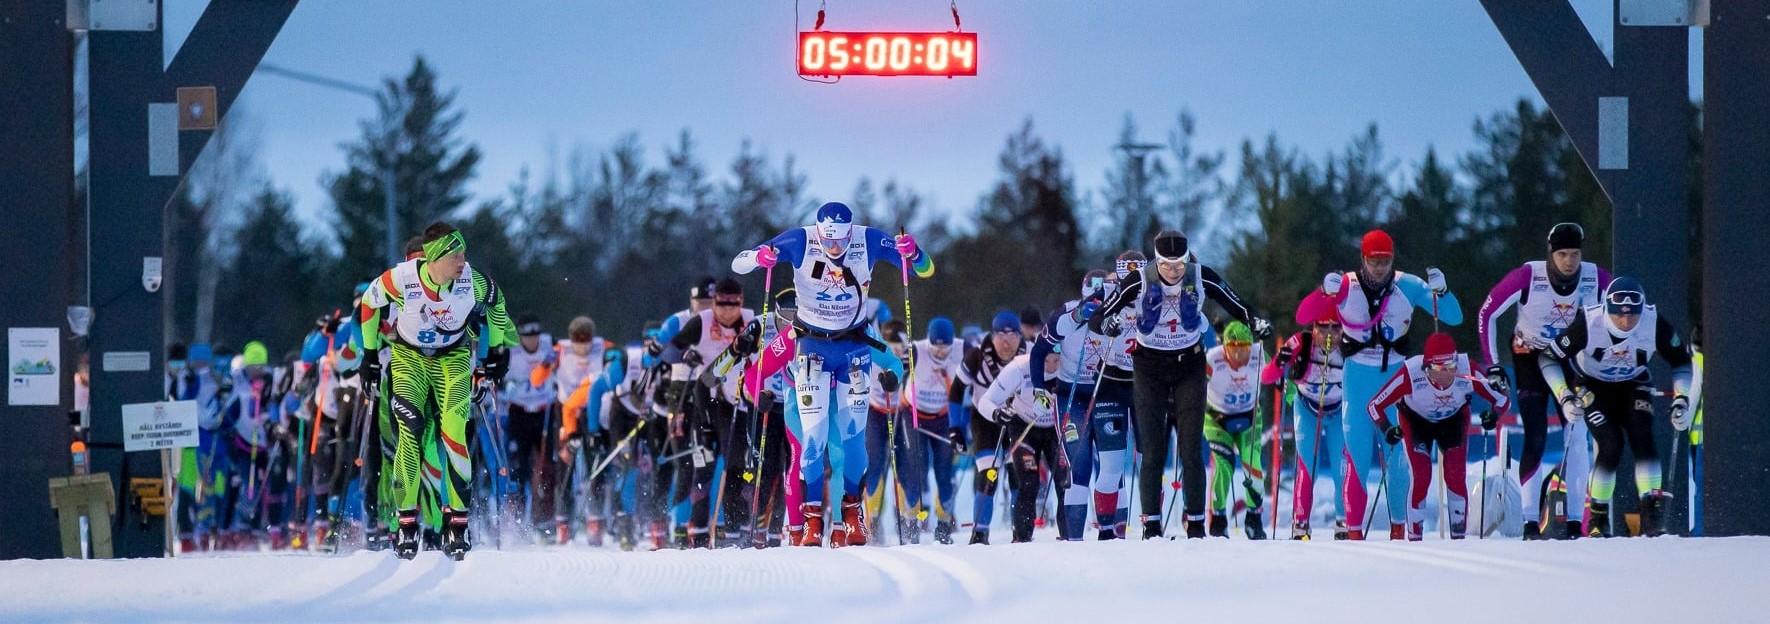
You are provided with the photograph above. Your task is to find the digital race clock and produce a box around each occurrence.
[797,32,978,77]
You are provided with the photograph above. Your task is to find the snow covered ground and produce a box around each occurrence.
[5,536,1767,623]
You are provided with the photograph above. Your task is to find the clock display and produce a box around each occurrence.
[798,32,978,77]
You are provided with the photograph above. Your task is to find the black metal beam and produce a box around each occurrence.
[0,0,77,561]
[86,0,299,558]
[166,0,299,169]
[1481,0,1691,525]
[1701,0,1770,536]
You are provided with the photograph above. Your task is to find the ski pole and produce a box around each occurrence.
[1269,339,1283,539]
[1479,422,1490,539]
[1665,428,1684,536]
[1161,435,1182,535]
[1362,437,1389,537]
[898,228,922,440]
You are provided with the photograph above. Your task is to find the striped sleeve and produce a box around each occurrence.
[473,269,518,348]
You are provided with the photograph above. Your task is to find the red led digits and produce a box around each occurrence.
[797,32,978,77]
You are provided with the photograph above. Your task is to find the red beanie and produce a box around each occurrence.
[1424,332,1456,363]
[1361,229,1394,258]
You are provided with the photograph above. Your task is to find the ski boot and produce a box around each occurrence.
[365,525,390,552]
[969,528,990,545]
[1141,517,1163,540]
[787,524,806,547]
[671,525,689,549]
[1208,513,1229,538]
[935,520,956,545]
[394,511,420,560]
[648,521,669,551]
[1405,521,1424,542]
[422,527,443,551]
[1449,519,1467,540]
[1290,520,1311,541]
[1523,520,1545,540]
[1184,517,1207,539]
[1587,502,1613,538]
[311,519,333,553]
[799,503,825,547]
[1563,520,1583,540]
[1244,510,1268,540]
[1332,520,1350,541]
[832,495,866,547]
[442,509,470,561]
[1389,525,1406,541]
[1346,528,1366,541]
[585,517,605,547]
[1640,490,1672,537]
[556,518,574,545]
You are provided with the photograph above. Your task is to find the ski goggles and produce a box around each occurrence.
[1606,289,1644,314]
[518,321,544,336]
[1424,357,1458,372]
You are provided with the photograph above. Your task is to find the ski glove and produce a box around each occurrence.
[1383,424,1404,446]
[472,373,492,404]
[361,350,383,383]
[753,245,779,269]
[1322,272,1345,296]
[1485,365,1511,397]
[1251,317,1273,340]
[894,233,920,259]
[681,348,704,369]
[1426,267,1448,296]
[948,428,967,454]
[1102,314,1124,337]
[1480,410,1498,431]
[733,320,763,356]
[878,369,900,393]
[484,346,510,386]
[1669,395,1692,431]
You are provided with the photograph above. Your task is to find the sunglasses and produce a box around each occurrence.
[1425,359,1458,372]
[714,300,743,308]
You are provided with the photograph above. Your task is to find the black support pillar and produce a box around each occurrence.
[1700,0,1770,536]
[0,0,77,560]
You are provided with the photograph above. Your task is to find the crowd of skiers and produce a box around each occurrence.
[162,205,1705,558]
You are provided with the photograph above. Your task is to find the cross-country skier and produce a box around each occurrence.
[862,321,912,543]
[1477,222,1611,539]
[1092,230,1268,539]
[1366,332,1510,540]
[1537,277,1695,537]
[503,316,558,536]
[903,317,963,543]
[358,222,517,560]
[731,201,932,547]
[1262,290,1349,539]
[726,288,800,548]
[551,316,606,543]
[1203,321,1268,539]
[976,349,1066,543]
[951,310,1026,545]
[659,277,754,548]
[1321,229,1461,540]
[1029,270,1121,541]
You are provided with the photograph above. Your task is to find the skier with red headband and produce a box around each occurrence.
[1366,332,1510,540]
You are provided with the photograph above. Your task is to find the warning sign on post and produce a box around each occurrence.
[121,401,199,452]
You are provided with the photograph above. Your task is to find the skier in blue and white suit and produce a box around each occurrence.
[731,201,934,547]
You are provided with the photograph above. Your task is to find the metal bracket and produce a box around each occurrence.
[84,0,158,32]
[1619,0,1696,27]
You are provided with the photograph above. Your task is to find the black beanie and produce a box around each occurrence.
[1548,223,1584,252]
[1153,230,1190,262]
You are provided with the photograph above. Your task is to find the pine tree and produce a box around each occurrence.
[327,55,482,288]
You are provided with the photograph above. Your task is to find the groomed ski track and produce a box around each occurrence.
[5,536,1767,623]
